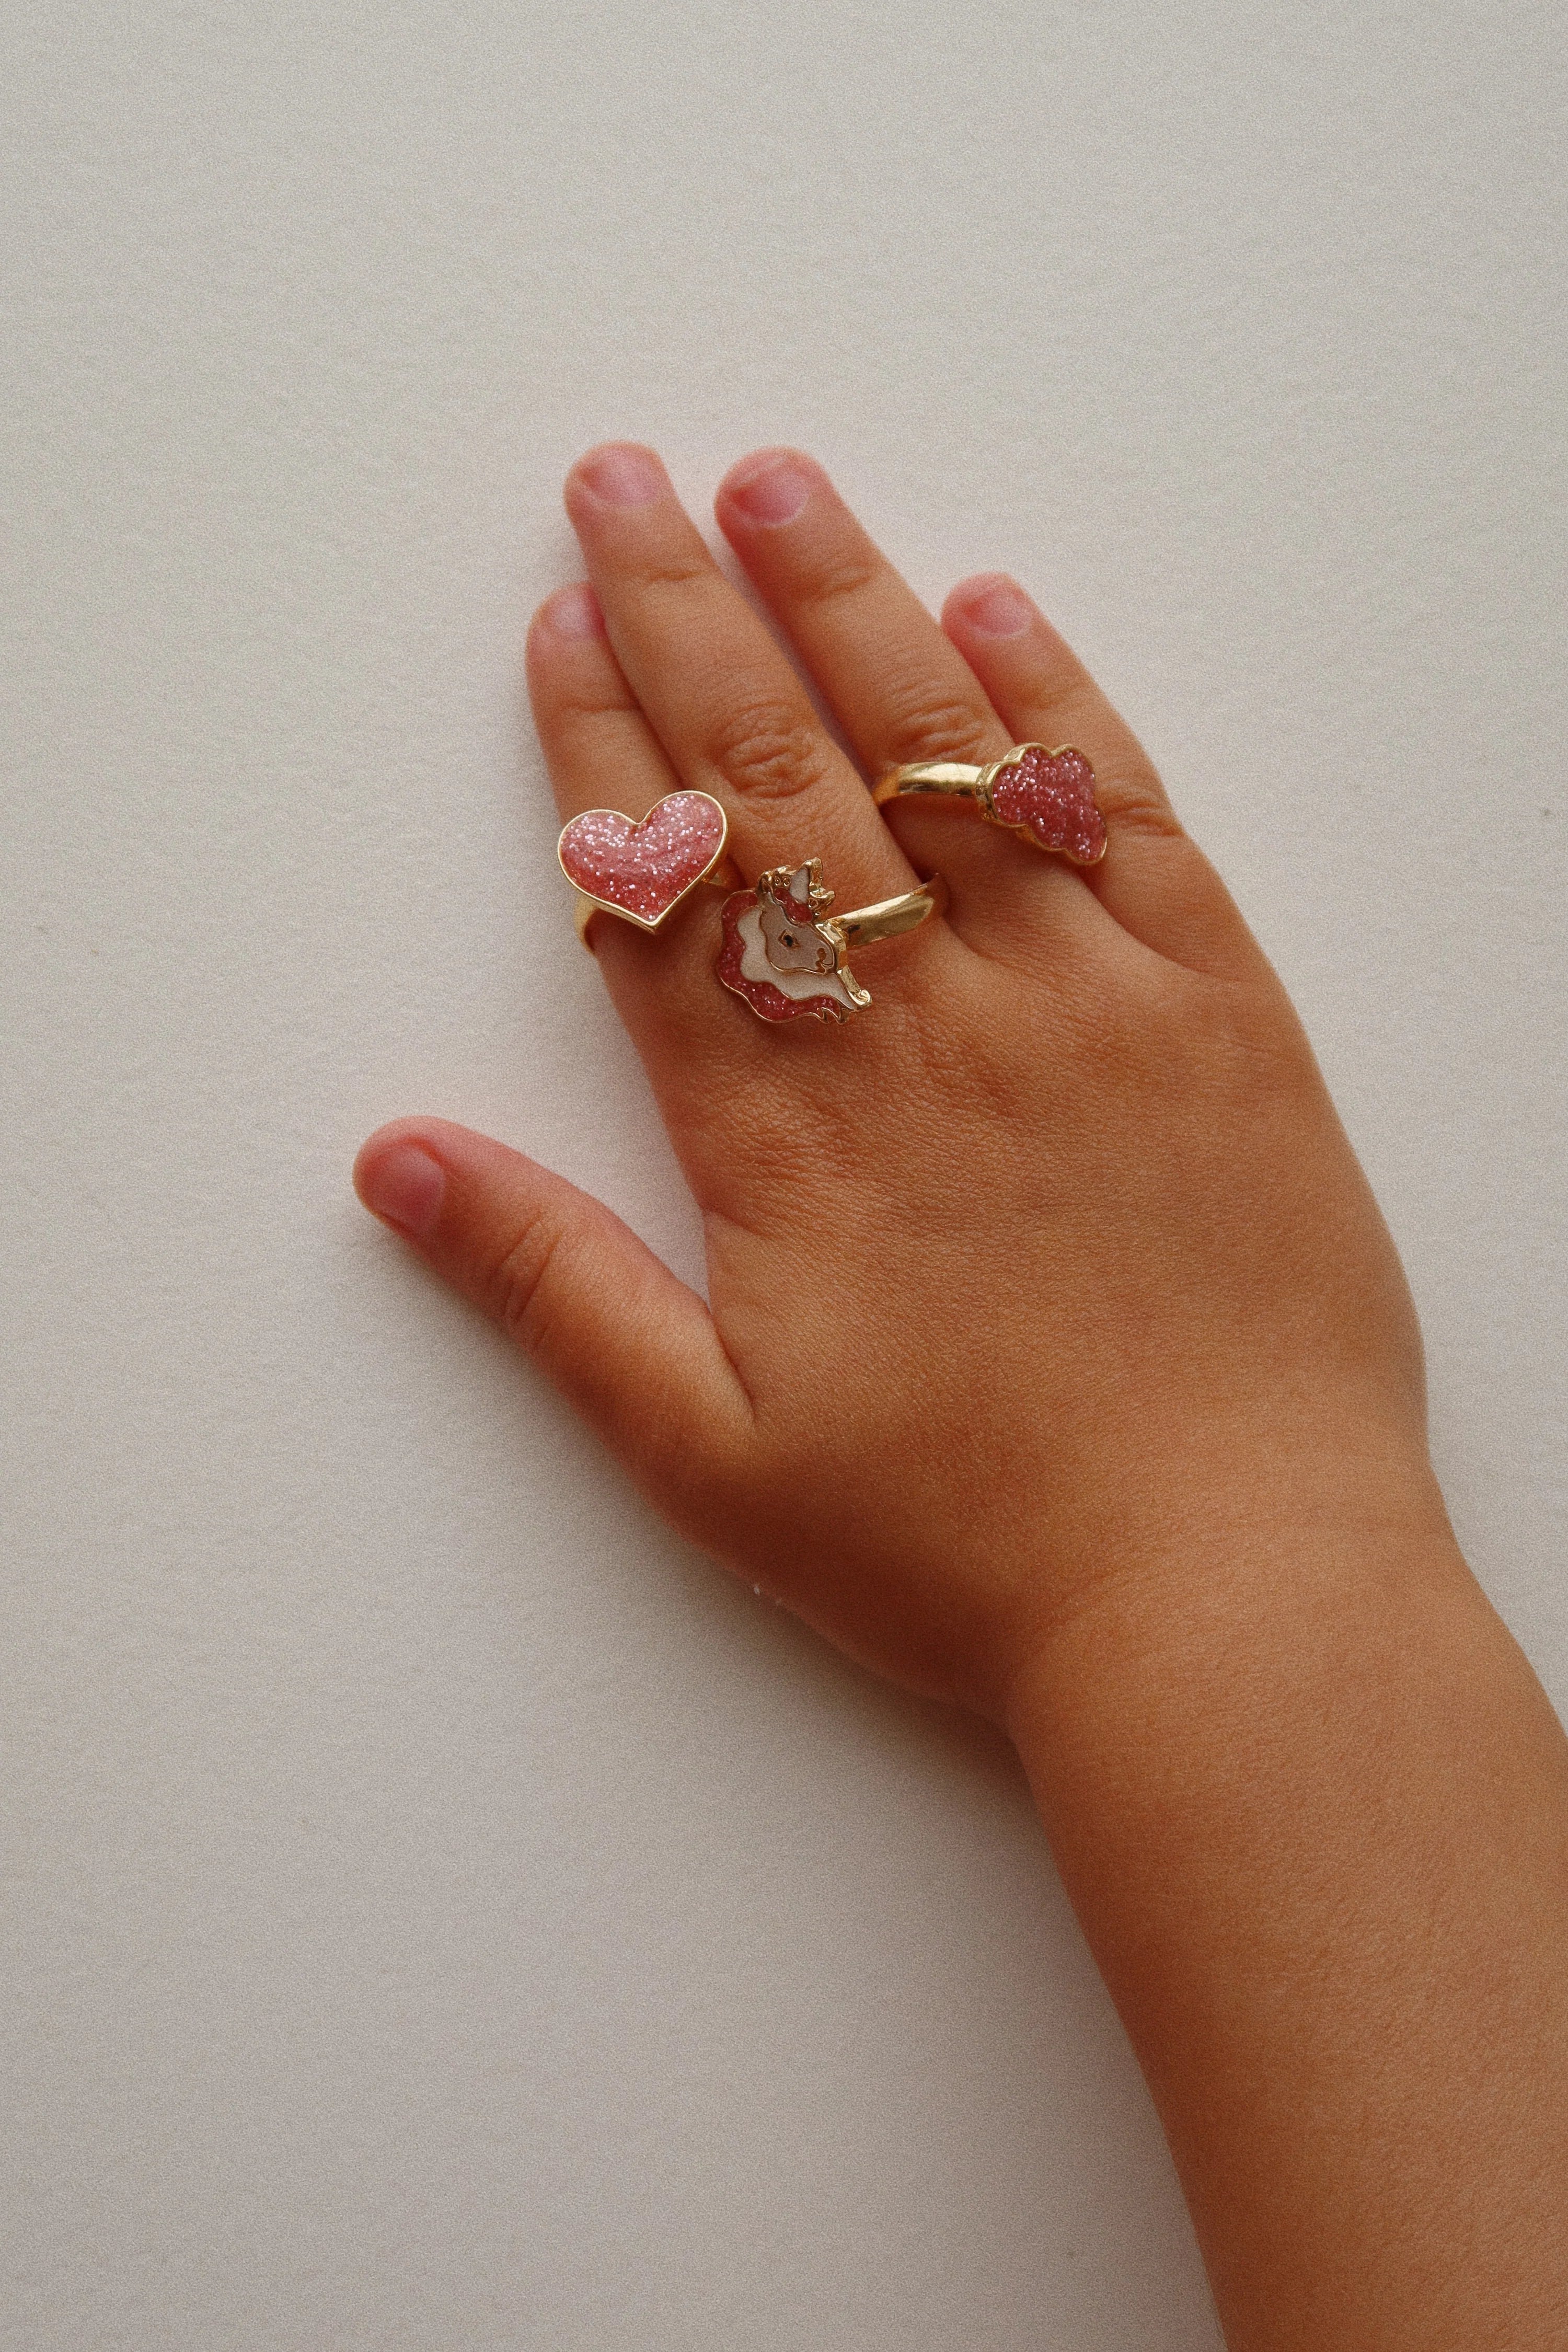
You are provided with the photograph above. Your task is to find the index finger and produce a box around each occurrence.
[563,444,915,907]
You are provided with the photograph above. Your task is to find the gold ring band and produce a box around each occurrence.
[832,872,949,947]
[872,759,992,807]
[874,743,1107,866]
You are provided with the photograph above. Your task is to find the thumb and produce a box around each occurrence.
[353,1117,753,1503]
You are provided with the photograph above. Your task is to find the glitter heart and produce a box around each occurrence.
[557,791,728,928]
[988,745,1106,864]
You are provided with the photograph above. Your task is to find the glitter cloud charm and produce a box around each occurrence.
[986,744,1106,864]
[872,742,1108,867]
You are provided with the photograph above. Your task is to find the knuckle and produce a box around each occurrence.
[706,695,837,804]
[876,688,997,772]
[637,552,713,596]
[793,549,882,612]
[551,679,632,724]
[1020,666,1088,733]
[489,1210,569,1356]
[1099,766,1184,841]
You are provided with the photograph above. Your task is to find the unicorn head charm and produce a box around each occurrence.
[717,860,872,1023]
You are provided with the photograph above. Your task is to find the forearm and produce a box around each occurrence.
[1008,1473,1568,2351]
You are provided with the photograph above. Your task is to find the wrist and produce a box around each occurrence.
[997,1408,1455,1732]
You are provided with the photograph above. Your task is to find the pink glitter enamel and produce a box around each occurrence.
[559,791,726,924]
[989,746,1106,864]
[717,890,848,1023]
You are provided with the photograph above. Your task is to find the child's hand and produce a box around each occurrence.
[354,443,1439,1718]
[355,446,1568,2348]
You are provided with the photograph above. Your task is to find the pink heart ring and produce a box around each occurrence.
[872,742,1107,866]
[558,791,741,944]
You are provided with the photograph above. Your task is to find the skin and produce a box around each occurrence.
[355,444,1568,2349]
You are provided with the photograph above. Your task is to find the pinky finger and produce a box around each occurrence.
[942,575,1263,980]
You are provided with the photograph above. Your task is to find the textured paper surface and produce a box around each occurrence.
[3,4,1563,2345]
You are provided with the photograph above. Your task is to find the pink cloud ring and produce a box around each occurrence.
[872,742,1108,866]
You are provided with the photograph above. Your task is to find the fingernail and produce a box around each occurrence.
[576,445,665,509]
[725,452,812,526]
[543,584,605,641]
[358,1141,447,1239]
[957,578,1033,638]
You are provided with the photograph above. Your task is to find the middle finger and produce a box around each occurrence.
[713,447,1093,940]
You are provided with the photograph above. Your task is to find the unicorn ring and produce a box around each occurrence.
[873,742,1108,866]
[717,858,947,1025]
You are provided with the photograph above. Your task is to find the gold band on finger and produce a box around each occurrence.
[873,742,1107,866]
[832,873,949,947]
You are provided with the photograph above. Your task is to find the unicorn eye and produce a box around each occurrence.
[781,932,795,947]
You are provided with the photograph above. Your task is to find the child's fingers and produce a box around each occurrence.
[525,582,683,823]
[521,576,972,1195]
[943,577,1263,978]
[714,449,1095,947]
[714,450,1006,783]
[562,444,912,904]
[353,1118,754,1509]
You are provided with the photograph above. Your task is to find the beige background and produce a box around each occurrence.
[3,3,1563,2345]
